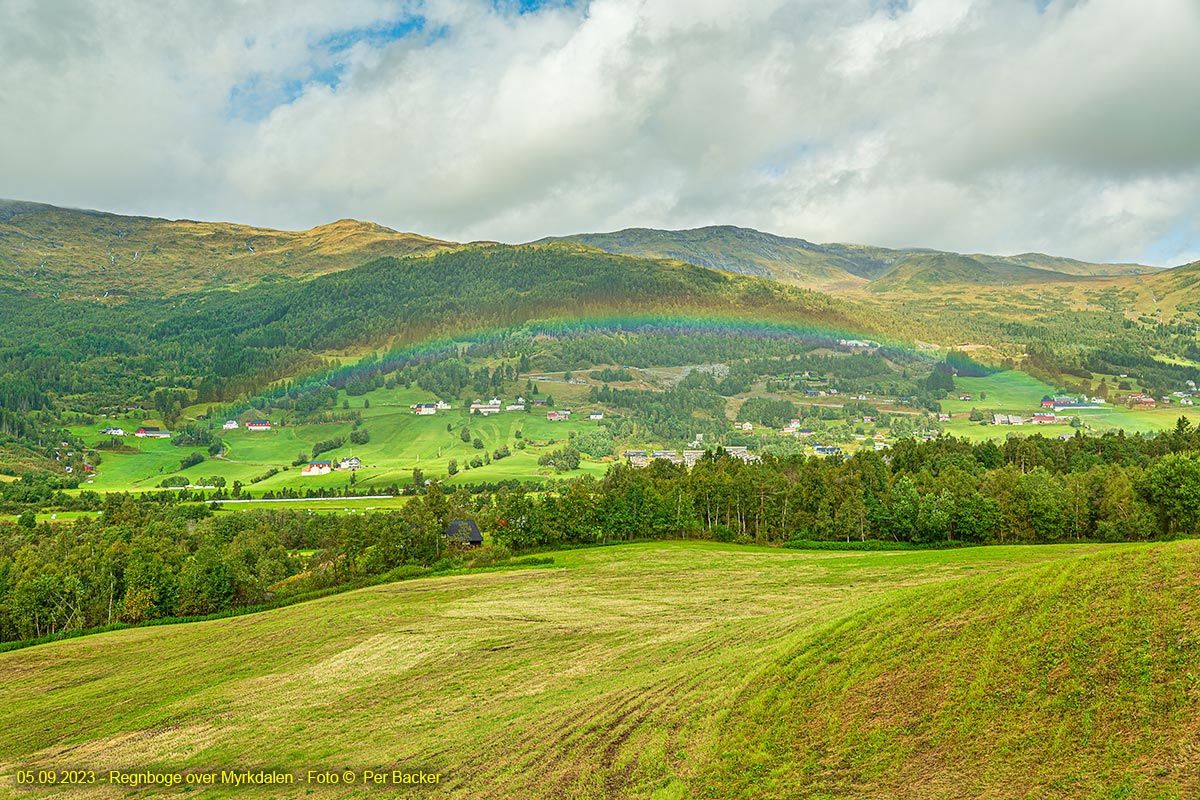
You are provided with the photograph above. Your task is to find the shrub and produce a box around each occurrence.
[468,544,513,568]
[180,452,205,470]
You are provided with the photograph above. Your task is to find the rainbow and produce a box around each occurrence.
[232,311,931,412]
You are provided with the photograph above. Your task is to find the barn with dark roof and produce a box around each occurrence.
[444,520,483,547]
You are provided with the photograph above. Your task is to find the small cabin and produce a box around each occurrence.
[444,520,483,547]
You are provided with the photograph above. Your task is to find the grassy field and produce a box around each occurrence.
[942,372,1200,440]
[2,539,1197,799]
[70,388,614,494]
[0,510,104,525]
[64,368,1200,498]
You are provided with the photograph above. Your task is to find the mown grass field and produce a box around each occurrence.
[3,540,1197,799]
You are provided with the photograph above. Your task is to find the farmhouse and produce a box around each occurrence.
[222,420,239,430]
[547,410,571,421]
[589,411,604,421]
[301,460,332,476]
[814,445,842,456]
[435,400,452,410]
[506,403,526,412]
[246,420,272,431]
[99,427,126,436]
[135,427,171,438]
[339,456,362,470]
[470,400,502,415]
[411,403,438,415]
[992,414,1023,426]
[938,413,951,422]
[1041,395,1056,409]
[532,398,548,407]
[683,450,705,468]
[444,520,483,547]
[738,421,754,432]
[1032,413,1056,424]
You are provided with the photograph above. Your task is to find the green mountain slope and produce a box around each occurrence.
[0,200,452,298]
[1,541,1191,799]
[865,251,1077,292]
[1140,259,1200,313]
[536,226,878,291]
[0,240,880,411]
[985,251,1153,276]
[539,225,1158,292]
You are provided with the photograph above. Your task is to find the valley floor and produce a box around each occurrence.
[1,540,1197,799]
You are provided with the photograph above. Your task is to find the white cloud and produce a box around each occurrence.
[1,0,1198,264]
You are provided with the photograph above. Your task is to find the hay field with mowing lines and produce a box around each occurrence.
[3,540,1196,799]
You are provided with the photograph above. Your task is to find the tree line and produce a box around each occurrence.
[5,423,1200,646]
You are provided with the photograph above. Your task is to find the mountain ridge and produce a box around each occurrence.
[0,200,1171,300]
[536,224,1159,291]
[0,199,454,298]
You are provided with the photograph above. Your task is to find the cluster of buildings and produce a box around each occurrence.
[992,413,1060,426]
[100,426,174,438]
[300,456,361,476]
[780,420,815,437]
[989,395,1108,426]
[410,398,605,423]
[621,446,761,469]
[411,400,454,415]
[1041,395,1102,410]
[221,419,272,430]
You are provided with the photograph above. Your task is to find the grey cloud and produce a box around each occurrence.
[0,0,1197,265]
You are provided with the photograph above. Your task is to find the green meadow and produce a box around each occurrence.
[67,369,1200,499]
[71,387,614,494]
[941,372,1200,439]
[2,540,1197,799]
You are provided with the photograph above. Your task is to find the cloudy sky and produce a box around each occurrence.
[2,0,1198,264]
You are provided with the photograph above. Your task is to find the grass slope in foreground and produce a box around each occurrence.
[2,541,1198,799]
